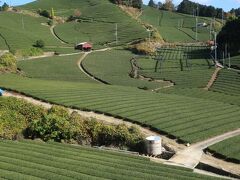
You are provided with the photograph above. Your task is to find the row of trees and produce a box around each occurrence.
[110,0,143,9]
[230,8,240,17]
[148,0,174,11]
[148,0,225,18]
[177,0,224,18]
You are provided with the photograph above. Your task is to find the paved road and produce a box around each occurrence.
[168,129,240,169]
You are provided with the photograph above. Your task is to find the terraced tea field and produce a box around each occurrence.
[160,87,240,106]
[22,0,147,48]
[0,140,219,180]
[137,46,215,88]
[229,55,240,69]
[18,54,95,83]
[210,69,240,96]
[0,12,63,51]
[141,7,213,42]
[82,49,167,89]
[208,135,240,163]
[0,74,239,143]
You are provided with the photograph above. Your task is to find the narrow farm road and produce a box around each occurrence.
[50,25,67,44]
[77,48,112,84]
[18,52,56,61]
[167,129,240,169]
[204,67,222,90]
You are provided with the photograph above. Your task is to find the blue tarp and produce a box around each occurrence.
[0,89,4,96]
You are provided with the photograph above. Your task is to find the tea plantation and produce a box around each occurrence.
[22,0,148,48]
[18,54,95,83]
[0,140,219,180]
[0,12,63,51]
[208,135,240,163]
[137,46,215,88]
[0,0,239,178]
[0,74,239,143]
[210,69,240,96]
[140,6,215,42]
[82,49,168,89]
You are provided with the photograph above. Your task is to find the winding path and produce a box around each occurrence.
[77,48,112,84]
[50,25,67,44]
[167,129,240,169]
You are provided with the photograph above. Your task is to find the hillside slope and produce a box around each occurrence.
[141,6,217,43]
[21,0,147,48]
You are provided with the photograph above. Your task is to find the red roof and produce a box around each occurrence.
[82,43,92,48]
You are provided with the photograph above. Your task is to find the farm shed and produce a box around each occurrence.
[75,42,92,51]
[0,89,4,96]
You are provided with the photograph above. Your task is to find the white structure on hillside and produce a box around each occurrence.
[146,136,162,156]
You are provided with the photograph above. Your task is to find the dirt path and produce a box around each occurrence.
[18,52,56,61]
[168,129,240,169]
[2,90,184,152]
[200,154,240,176]
[204,67,222,90]
[50,25,67,44]
[77,48,112,84]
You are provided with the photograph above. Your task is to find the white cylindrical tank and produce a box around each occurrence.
[146,136,162,156]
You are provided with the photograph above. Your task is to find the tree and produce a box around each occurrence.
[162,0,174,11]
[35,40,45,48]
[148,0,156,8]
[1,2,9,11]
[132,0,142,9]
[110,0,142,9]
[217,18,240,55]
[37,9,50,18]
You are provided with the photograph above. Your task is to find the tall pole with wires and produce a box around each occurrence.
[115,23,118,45]
[195,6,198,41]
[222,9,224,25]
[22,16,25,30]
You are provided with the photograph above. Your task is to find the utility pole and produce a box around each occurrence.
[195,16,198,41]
[195,6,198,41]
[115,23,118,45]
[222,9,224,25]
[209,20,212,40]
[228,53,231,68]
[222,52,225,67]
[147,29,152,42]
[22,16,25,30]
[214,31,217,62]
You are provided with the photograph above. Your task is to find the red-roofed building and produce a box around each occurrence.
[75,42,92,51]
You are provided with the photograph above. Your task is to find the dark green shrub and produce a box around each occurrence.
[35,40,45,48]
[38,9,50,18]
